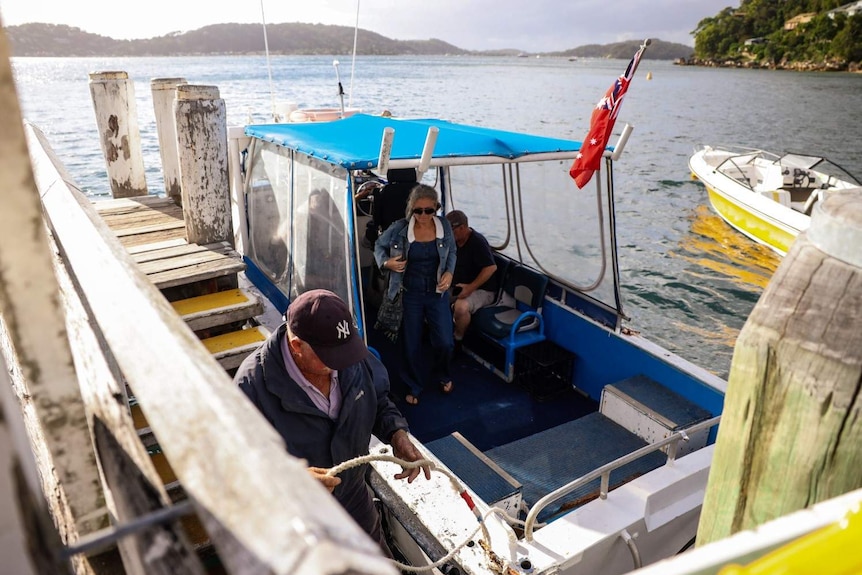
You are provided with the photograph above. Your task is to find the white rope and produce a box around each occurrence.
[397,506,525,573]
[326,453,524,572]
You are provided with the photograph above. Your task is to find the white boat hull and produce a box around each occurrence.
[688,145,861,256]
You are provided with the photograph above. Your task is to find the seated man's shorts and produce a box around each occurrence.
[462,288,495,314]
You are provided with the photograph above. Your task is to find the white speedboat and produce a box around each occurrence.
[689,145,861,256]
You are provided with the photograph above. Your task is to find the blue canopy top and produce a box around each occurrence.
[245,114,582,170]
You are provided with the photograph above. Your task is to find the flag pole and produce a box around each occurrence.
[570,38,651,188]
[630,38,651,77]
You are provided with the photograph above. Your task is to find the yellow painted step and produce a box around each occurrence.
[130,402,149,431]
[171,287,262,331]
[201,326,269,370]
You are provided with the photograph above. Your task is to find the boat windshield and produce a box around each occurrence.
[778,153,861,186]
[244,140,353,307]
[446,159,619,313]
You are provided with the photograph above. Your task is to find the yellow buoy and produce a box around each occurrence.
[646,71,653,80]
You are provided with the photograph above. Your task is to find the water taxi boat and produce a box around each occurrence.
[689,145,861,256]
[233,113,725,573]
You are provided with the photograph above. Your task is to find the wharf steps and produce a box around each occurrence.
[0,124,388,575]
[94,194,267,371]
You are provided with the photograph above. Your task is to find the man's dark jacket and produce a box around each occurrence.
[235,324,409,534]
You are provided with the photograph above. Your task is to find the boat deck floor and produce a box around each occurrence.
[364,311,598,452]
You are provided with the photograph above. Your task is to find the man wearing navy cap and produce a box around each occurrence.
[235,289,429,554]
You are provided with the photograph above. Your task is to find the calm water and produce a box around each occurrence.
[11,55,862,377]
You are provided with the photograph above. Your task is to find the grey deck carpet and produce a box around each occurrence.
[484,412,667,522]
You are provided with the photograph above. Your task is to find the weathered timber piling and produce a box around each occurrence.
[698,190,862,545]
[175,85,232,246]
[151,77,187,206]
[0,26,101,574]
[88,71,148,198]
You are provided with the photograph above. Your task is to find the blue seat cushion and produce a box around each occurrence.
[474,305,540,340]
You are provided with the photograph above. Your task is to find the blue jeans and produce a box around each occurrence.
[400,288,454,397]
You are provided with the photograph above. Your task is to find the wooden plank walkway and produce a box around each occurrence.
[94,195,245,288]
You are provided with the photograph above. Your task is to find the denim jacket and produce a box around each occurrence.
[374,215,457,300]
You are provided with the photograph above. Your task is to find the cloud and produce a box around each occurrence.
[360,0,733,51]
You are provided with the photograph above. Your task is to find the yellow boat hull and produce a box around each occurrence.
[703,185,797,256]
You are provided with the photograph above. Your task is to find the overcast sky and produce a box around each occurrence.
[0,0,734,52]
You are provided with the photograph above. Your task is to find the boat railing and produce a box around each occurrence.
[16,123,393,573]
[523,414,721,541]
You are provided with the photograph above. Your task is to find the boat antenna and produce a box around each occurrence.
[333,60,345,117]
[349,0,360,106]
[260,0,277,121]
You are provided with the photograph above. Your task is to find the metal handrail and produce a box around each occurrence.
[524,415,721,540]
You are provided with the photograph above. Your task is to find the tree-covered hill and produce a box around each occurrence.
[692,0,862,70]
[5,22,469,57]
[550,39,694,60]
[6,22,692,59]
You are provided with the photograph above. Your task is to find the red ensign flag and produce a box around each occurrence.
[570,47,644,188]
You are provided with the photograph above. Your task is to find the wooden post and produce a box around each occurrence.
[151,77,187,206]
[0,24,105,572]
[1,358,72,575]
[697,190,862,545]
[175,84,232,246]
[88,71,148,198]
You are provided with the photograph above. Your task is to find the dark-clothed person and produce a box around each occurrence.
[446,210,498,342]
[235,289,429,554]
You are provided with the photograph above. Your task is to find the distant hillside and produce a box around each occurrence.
[5,22,469,57]
[550,39,694,60]
[6,22,690,60]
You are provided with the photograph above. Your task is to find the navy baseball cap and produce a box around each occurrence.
[287,289,367,370]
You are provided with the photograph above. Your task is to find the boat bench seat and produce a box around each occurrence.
[483,412,666,522]
[468,262,549,382]
[425,432,523,517]
[600,375,713,457]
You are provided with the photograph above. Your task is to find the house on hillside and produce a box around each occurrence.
[784,12,816,30]
[827,0,862,18]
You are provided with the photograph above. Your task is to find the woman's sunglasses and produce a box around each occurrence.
[412,207,437,215]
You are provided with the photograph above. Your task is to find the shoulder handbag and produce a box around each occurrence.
[375,274,403,342]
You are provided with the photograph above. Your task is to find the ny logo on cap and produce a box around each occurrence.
[336,320,351,340]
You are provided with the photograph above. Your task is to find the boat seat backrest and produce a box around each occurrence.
[490,253,511,303]
[504,264,547,313]
[373,168,417,233]
[756,165,785,192]
[473,264,548,338]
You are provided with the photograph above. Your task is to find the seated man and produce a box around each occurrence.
[446,210,498,344]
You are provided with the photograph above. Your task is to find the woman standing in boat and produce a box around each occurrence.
[375,184,457,405]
